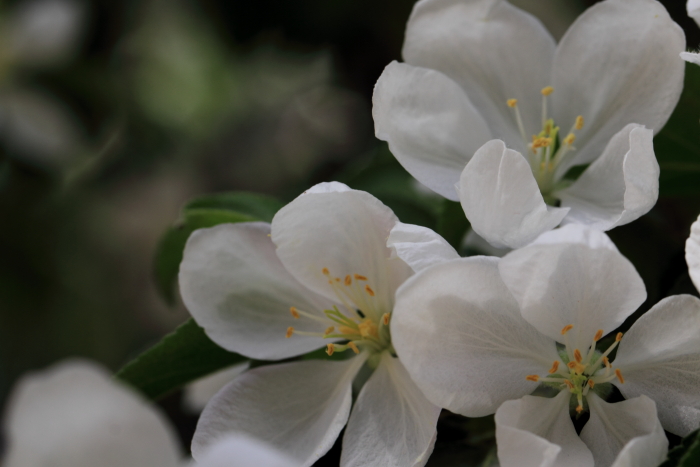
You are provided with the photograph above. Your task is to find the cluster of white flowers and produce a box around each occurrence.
[3,0,700,466]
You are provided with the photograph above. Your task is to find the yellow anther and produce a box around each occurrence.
[382,313,390,326]
[348,342,360,354]
[322,268,330,275]
[526,375,540,382]
[507,98,518,108]
[548,361,560,374]
[594,329,604,342]
[564,380,574,390]
[575,405,584,414]
[324,326,335,335]
[616,332,623,342]
[574,349,583,363]
[290,307,300,319]
[575,115,584,130]
[335,277,341,283]
[365,285,375,297]
[567,361,576,369]
[603,356,611,368]
[563,133,576,145]
[568,361,585,374]
[561,324,574,335]
[286,327,294,338]
[358,320,378,339]
[588,380,595,389]
[338,326,356,335]
[354,274,367,281]
[532,137,552,149]
[541,86,554,96]
[615,369,625,384]
[326,343,335,356]
[344,275,352,286]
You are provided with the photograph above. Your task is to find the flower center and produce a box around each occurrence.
[506,86,585,200]
[525,325,625,415]
[285,267,393,358]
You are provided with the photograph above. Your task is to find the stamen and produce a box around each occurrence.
[338,326,357,335]
[322,268,330,275]
[575,116,584,130]
[574,349,583,363]
[344,275,352,286]
[576,404,584,414]
[324,326,335,335]
[354,274,367,281]
[365,285,375,297]
[532,137,552,149]
[548,361,560,374]
[541,86,553,126]
[348,342,360,354]
[334,277,341,283]
[588,380,595,389]
[382,313,390,326]
[541,86,554,96]
[358,320,379,339]
[576,393,584,414]
[526,375,540,382]
[290,307,300,319]
[594,330,604,342]
[286,327,294,338]
[616,332,623,342]
[507,99,518,108]
[561,324,574,335]
[615,369,625,384]
[564,380,574,390]
[563,133,576,146]
[507,98,528,143]
[326,343,335,356]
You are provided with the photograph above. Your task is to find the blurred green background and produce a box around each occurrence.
[1,0,700,464]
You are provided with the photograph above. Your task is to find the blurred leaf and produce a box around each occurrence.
[659,429,700,467]
[656,63,700,196]
[436,200,470,251]
[154,191,283,305]
[116,318,247,400]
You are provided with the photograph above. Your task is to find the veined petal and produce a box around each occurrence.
[192,355,367,467]
[387,221,459,273]
[499,236,646,351]
[392,256,559,417]
[373,61,491,200]
[3,360,182,467]
[183,363,250,413]
[272,186,413,319]
[551,0,685,169]
[688,0,700,28]
[179,223,334,360]
[459,140,569,249]
[403,0,555,153]
[529,224,618,252]
[495,391,594,467]
[340,352,440,467]
[686,214,700,292]
[193,435,296,467]
[557,125,658,230]
[582,394,667,467]
[612,295,700,436]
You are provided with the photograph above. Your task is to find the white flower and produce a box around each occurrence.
[686,214,700,291]
[391,224,700,465]
[190,435,297,467]
[373,0,685,248]
[178,182,455,467]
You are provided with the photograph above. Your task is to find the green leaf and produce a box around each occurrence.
[436,200,470,251]
[655,63,700,196]
[116,318,247,400]
[185,192,283,222]
[659,429,700,467]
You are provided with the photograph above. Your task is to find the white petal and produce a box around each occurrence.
[459,140,569,249]
[272,186,413,317]
[387,221,459,273]
[681,52,700,66]
[495,391,594,467]
[529,224,618,252]
[193,435,296,467]
[582,394,667,467]
[557,125,659,230]
[3,360,182,467]
[183,363,249,413]
[612,294,700,436]
[373,61,492,200]
[463,230,512,257]
[689,0,700,28]
[340,352,440,467]
[499,236,646,351]
[302,181,353,194]
[391,256,559,417]
[686,214,700,293]
[551,0,685,169]
[192,356,367,467]
[403,0,556,153]
[179,222,335,360]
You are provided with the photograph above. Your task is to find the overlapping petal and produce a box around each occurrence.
[499,228,646,351]
[686,214,700,292]
[551,0,685,169]
[192,435,296,467]
[612,295,700,436]
[392,256,558,416]
[340,352,440,467]
[403,0,555,153]
[558,124,658,230]
[459,140,569,249]
[192,356,367,467]
[373,61,491,200]
[179,222,334,360]
[183,363,250,413]
[387,221,459,273]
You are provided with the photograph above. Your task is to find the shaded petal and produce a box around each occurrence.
[529,224,618,252]
[612,295,700,436]
[686,214,700,292]
[3,360,182,467]
[340,352,440,467]
[392,256,559,417]
[495,391,594,467]
[387,221,459,273]
[373,61,491,200]
[183,363,250,413]
[179,222,334,360]
[459,140,569,249]
[193,435,296,467]
[681,52,700,66]
[690,0,700,27]
[551,0,685,168]
[558,125,658,230]
[192,356,367,467]
[272,186,413,318]
[463,229,512,257]
[403,0,555,152]
[499,232,646,351]
[582,394,667,467]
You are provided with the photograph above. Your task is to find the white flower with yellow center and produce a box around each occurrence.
[179,182,457,467]
[391,225,700,466]
[373,0,685,248]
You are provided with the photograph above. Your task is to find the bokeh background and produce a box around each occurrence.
[0,0,699,464]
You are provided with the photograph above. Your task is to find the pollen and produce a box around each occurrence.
[561,324,574,335]
[354,274,367,281]
[334,277,341,283]
[588,380,595,389]
[575,405,584,414]
[382,313,390,326]
[594,329,604,342]
[615,369,625,384]
[564,380,574,390]
[324,326,335,335]
[616,332,623,342]
[548,361,560,374]
[525,375,540,382]
[290,307,300,319]
[348,342,360,354]
[326,343,335,356]
[286,327,294,338]
[532,137,552,149]
[574,349,583,363]
[603,356,611,368]
[563,133,576,146]
[344,275,352,286]
[507,98,518,108]
[322,268,330,275]
[365,285,375,297]
[358,320,378,339]
[575,115,584,130]
[541,86,554,96]
[338,326,356,335]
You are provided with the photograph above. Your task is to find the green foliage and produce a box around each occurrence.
[437,200,471,251]
[115,319,247,400]
[153,192,283,305]
[659,429,700,467]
